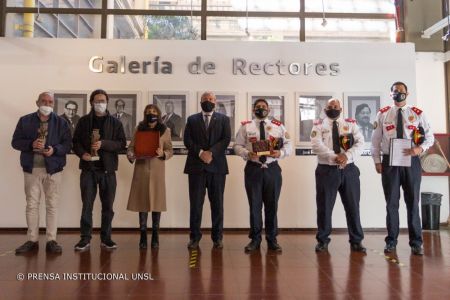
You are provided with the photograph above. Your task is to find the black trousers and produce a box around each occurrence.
[315,163,364,244]
[188,171,226,242]
[80,170,116,242]
[244,161,282,244]
[381,156,422,247]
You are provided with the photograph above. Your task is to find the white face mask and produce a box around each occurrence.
[39,106,53,116]
[94,103,107,114]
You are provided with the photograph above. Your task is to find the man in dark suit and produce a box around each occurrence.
[162,101,183,141]
[184,91,231,250]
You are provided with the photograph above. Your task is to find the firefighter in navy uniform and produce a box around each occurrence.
[371,82,434,256]
[311,98,366,253]
[234,99,292,253]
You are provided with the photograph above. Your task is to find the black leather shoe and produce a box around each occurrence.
[46,241,62,254]
[384,243,396,253]
[151,231,159,249]
[187,240,199,250]
[244,240,260,253]
[15,241,38,254]
[350,243,366,253]
[315,242,328,252]
[267,241,282,253]
[101,239,117,249]
[213,240,223,249]
[74,239,90,251]
[411,245,424,256]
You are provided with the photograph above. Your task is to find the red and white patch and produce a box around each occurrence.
[241,120,252,125]
[385,125,395,131]
[411,106,423,115]
[313,119,323,126]
[408,125,416,130]
[345,118,356,123]
[271,119,282,126]
[379,106,391,113]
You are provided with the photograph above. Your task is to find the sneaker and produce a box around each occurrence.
[187,239,199,250]
[212,240,223,249]
[411,245,424,256]
[315,242,329,252]
[15,241,39,254]
[267,241,282,253]
[74,239,90,251]
[244,240,260,253]
[101,239,117,249]
[46,240,62,254]
[384,243,396,253]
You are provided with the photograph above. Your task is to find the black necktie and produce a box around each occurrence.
[259,120,266,163]
[332,120,340,154]
[396,108,403,138]
[204,114,209,130]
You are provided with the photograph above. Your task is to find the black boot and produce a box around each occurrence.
[139,212,148,249]
[151,212,161,249]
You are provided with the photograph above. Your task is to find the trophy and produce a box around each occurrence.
[339,134,354,151]
[251,137,283,156]
[90,129,100,161]
[33,122,48,153]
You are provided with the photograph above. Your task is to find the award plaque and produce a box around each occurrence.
[90,129,100,161]
[339,134,354,151]
[134,131,160,159]
[252,137,283,156]
[33,122,48,153]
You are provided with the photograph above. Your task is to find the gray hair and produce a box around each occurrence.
[37,92,54,103]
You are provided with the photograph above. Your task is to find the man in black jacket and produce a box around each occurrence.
[184,91,231,250]
[72,89,126,251]
[12,92,72,254]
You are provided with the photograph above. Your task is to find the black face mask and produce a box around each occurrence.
[325,109,341,119]
[201,101,215,113]
[146,113,158,123]
[254,108,269,119]
[392,92,407,102]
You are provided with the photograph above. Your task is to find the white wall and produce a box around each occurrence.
[0,38,447,230]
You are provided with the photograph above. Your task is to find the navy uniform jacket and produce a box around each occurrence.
[183,112,231,175]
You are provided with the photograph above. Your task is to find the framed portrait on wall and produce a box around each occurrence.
[197,92,237,141]
[150,91,188,146]
[107,93,139,142]
[344,93,381,145]
[53,92,88,137]
[247,93,286,123]
[295,93,335,146]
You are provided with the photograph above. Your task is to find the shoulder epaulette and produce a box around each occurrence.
[313,119,323,126]
[379,106,391,113]
[271,119,282,126]
[411,106,423,115]
[240,120,252,125]
[345,118,356,123]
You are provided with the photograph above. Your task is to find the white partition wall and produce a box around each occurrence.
[0,38,447,228]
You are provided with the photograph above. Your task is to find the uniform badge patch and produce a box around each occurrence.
[284,132,290,139]
[266,125,272,131]
[373,121,378,129]
[408,115,415,122]
[311,131,317,138]
[343,126,349,132]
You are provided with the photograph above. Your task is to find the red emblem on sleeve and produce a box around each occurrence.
[386,125,395,131]
[411,106,423,115]
[379,106,391,113]
[271,119,282,126]
[313,119,323,126]
[241,120,252,125]
[345,118,356,123]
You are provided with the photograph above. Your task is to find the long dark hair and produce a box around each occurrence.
[137,104,166,134]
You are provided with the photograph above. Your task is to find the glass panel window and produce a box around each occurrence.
[6,0,102,8]
[109,15,200,39]
[305,18,396,42]
[305,0,395,14]
[109,0,202,10]
[5,13,101,38]
[207,17,300,41]
[208,0,300,12]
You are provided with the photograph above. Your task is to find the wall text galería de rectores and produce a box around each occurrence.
[88,56,340,76]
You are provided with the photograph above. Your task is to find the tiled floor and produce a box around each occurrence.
[0,229,449,299]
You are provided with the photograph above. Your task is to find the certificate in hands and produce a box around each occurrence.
[389,138,412,167]
[134,131,160,159]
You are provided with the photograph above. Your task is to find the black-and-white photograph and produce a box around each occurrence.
[152,93,187,143]
[198,92,236,141]
[346,94,381,143]
[54,93,88,136]
[249,94,285,123]
[107,94,137,141]
[297,95,331,143]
